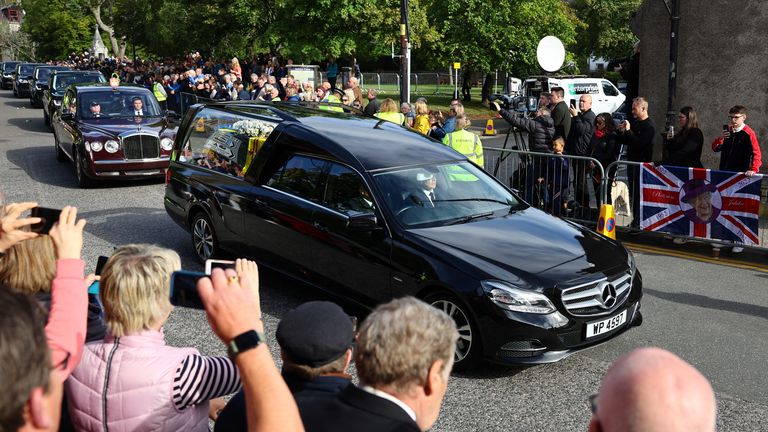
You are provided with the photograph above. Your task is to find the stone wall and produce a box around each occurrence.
[631,0,768,170]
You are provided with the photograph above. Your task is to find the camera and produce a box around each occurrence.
[489,94,538,114]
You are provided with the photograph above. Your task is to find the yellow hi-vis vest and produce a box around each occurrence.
[374,111,406,125]
[153,82,167,102]
[442,129,484,167]
[319,94,344,112]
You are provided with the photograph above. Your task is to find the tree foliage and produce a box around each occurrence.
[570,0,641,62]
[21,0,95,60]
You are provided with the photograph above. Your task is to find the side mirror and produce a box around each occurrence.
[347,213,379,230]
[60,112,74,121]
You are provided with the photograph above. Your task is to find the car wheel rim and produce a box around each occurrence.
[193,218,213,260]
[431,299,472,363]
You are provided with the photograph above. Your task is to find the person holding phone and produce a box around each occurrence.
[711,105,762,177]
[566,94,597,208]
[66,245,249,431]
[663,106,704,169]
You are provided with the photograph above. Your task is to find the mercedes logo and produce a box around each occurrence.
[597,281,617,309]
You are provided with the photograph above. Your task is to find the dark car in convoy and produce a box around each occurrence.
[164,102,643,369]
[52,84,178,188]
[1,61,21,90]
[42,70,106,126]
[29,65,70,108]
[13,62,45,97]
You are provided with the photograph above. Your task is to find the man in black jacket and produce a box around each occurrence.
[567,94,597,206]
[618,97,658,226]
[550,86,571,141]
[300,297,458,432]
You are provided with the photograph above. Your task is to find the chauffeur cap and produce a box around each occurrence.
[276,301,355,368]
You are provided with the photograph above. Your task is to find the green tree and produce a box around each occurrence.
[571,0,641,63]
[0,21,35,60]
[21,0,94,60]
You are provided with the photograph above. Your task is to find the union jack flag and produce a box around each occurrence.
[640,164,763,245]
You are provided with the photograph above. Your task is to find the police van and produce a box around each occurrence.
[522,76,626,114]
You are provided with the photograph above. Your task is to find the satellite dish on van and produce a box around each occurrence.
[537,36,565,72]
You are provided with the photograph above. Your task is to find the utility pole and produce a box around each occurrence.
[665,0,680,133]
[399,0,411,105]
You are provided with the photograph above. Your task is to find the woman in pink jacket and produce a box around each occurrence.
[66,244,244,432]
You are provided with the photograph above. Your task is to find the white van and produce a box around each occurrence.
[522,76,626,114]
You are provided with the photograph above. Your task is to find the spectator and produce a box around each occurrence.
[664,106,704,168]
[549,87,571,141]
[442,115,484,167]
[711,105,761,177]
[442,99,463,134]
[401,102,415,128]
[545,137,570,216]
[347,76,363,106]
[427,109,446,140]
[567,94,597,207]
[300,297,458,432]
[285,86,301,102]
[66,246,245,431]
[538,91,553,111]
[617,97,658,226]
[588,347,716,432]
[197,267,304,432]
[412,99,430,135]
[326,57,338,91]
[236,82,251,101]
[214,301,355,432]
[590,112,621,206]
[300,81,316,102]
[230,57,242,80]
[374,98,406,125]
[363,88,380,116]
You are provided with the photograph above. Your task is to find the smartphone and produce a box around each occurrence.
[722,124,730,132]
[570,100,576,109]
[29,207,62,234]
[170,270,207,309]
[205,259,236,274]
[88,255,110,295]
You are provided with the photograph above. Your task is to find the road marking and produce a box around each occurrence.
[623,242,768,273]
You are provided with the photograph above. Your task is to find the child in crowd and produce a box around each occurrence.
[542,137,569,216]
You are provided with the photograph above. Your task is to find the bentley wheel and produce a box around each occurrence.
[54,131,66,162]
[191,212,218,263]
[424,292,481,371]
[74,148,92,188]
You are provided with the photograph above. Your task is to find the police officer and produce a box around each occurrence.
[152,73,167,110]
[441,115,484,167]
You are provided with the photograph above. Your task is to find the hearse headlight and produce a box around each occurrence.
[104,140,119,153]
[481,280,556,314]
[160,137,174,151]
[88,141,103,152]
[53,100,61,106]
[18,79,27,83]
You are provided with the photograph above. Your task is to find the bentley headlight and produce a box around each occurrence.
[53,100,61,107]
[160,137,174,151]
[105,140,119,153]
[88,141,103,152]
[481,280,556,314]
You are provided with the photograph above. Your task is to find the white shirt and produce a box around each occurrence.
[421,188,436,205]
[361,386,417,422]
[134,110,143,116]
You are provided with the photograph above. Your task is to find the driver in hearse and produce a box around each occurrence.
[409,171,440,207]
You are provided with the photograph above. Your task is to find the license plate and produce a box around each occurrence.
[585,310,627,339]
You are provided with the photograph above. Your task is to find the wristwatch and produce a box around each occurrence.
[227,330,265,358]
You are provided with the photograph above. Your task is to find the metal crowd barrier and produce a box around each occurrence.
[485,145,768,249]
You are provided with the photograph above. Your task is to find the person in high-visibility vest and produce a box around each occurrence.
[374,98,406,125]
[317,87,344,112]
[442,115,484,167]
[152,73,168,110]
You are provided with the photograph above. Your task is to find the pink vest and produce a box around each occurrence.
[66,330,208,432]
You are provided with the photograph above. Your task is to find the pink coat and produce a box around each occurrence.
[66,330,208,432]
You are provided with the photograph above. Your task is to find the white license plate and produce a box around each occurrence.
[585,310,627,339]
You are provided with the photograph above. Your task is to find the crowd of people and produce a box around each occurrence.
[0,188,721,431]
[492,88,763,234]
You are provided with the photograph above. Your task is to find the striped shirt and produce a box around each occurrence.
[172,355,241,410]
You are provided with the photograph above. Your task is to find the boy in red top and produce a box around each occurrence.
[711,105,762,176]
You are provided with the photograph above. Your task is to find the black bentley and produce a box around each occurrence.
[52,84,178,188]
[29,65,70,108]
[1,61,21,90]
[12,62,44,97]
[164,102,643,369]
[42,70,106,127]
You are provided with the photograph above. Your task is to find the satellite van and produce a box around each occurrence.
[523,76,626,114]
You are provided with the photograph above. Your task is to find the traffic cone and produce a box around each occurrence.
[484,118,497,136]
[596,204,616,240]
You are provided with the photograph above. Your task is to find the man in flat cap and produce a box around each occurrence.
[214,301,355,432]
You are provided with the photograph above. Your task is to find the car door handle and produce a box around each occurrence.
[313,221,329,232]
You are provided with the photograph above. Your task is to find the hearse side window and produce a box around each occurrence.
[322,163,375,215]
[267,155,327,202]
[178,108,277,178]
[602,80,619,97]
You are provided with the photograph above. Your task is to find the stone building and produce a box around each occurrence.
[91,26,108,59]
[631,0,768,170]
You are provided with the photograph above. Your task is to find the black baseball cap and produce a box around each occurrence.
[276,301,354,368]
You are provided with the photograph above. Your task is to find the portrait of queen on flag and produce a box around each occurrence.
[640,163,763,245]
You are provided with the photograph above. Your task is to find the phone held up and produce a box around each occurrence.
[170,260,236,309]
[29,207,62,234]
[88,255,110,295]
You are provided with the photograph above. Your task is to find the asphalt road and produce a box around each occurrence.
[1,92,766,431]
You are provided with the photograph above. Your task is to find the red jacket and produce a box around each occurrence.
[711,124,762,172]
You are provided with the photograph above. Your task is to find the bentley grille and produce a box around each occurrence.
[560,271,632,317]
[122,134,159,160]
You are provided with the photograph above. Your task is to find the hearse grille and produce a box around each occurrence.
[560,271,632,317]
[122,134,159,160]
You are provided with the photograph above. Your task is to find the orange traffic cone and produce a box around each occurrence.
[484,118,496,136]
[596,204,616,240]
